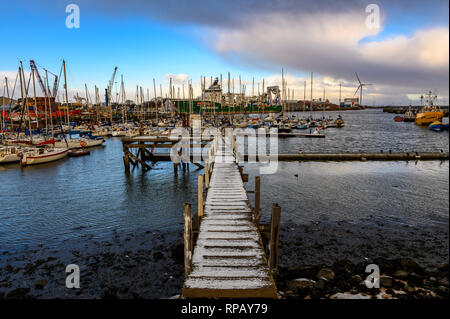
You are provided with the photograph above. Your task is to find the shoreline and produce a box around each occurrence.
[1,216,448,299]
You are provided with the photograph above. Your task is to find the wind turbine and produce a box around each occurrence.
[354,72,372,106]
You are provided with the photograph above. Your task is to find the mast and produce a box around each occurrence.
[303,80,306,112]
[153,78,157,123]
[20,62,33,143]
[4,77,10,133]
[45,71,54,138]
[63,60,70,131]
[310,72,313,117]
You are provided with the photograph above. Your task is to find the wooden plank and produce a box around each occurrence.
[269,204,281,273]
[184,203,193,277]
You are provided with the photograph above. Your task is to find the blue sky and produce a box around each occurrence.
[1,0,448,104]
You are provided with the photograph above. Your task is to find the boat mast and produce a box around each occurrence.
[63,60,70,131]
[45,71,54,138]
[310,72,313,118]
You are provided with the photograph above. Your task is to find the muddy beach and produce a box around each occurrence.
[1,215,448,299]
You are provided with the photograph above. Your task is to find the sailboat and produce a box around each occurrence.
[21,147,68,165]
[0,146,22,163]
[415,91,444,126]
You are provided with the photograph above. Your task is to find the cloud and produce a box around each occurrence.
[11,0,450,104]
[165,73,189,85]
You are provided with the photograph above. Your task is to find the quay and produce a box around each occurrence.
[182,135,279,298]
[240,151,449,162]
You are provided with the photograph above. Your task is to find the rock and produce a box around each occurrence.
[438,263,448,272]
[153,251,164,261]
[6,288,30,299]
[350,287,359,294]
[330,292,371,299]
[34,279,48,290]
[351,275,363,284]
[288,278,316,290]
[405,285,416,293]
[393,270,409,279]
[316,268,335,281]
[380,275,393,288]
[382,294,392,299]
[434,286,449,297]
[397,258,423,274]
[170,242,184,264]
[438,278,449,287]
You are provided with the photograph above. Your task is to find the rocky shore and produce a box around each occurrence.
[0,216,448,299]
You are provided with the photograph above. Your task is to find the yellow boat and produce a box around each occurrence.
[415,90,444,126]
[415,108,444,126]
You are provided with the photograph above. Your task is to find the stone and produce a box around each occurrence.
[351,274,363,284]
[393,270,409,279]
[435,286,449,297]
[6,288,30,299]
[287,278,316,290]
[405,285,416,293]
[153,251,164,261]
[380,275,393,288]
[34,279,48,289]
[438,278,449,287]
[316,268,335,281]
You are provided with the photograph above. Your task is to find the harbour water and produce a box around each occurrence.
[0,109,448,251]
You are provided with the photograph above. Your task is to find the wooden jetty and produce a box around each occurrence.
[182,136,279,298]
[121,135,213,171]
[241,151,449,162]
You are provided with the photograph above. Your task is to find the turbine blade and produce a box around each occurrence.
[355,72,361,84]
[353,85,361,96]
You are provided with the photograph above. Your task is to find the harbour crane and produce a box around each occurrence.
[354,72,373,107]
[105,66,118,107]
[29,60,48,97]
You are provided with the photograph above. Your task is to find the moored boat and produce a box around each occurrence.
[428,121,443,132]
[21,147,68,165]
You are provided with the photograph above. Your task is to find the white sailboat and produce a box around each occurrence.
[21,147,68,165]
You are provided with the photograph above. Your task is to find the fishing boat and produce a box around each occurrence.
[335,115,345,128]
[21,147,68,165]
[415,91,444,126]
[404,108,415,122]
[428,121,443,132]
[394,116,404,122]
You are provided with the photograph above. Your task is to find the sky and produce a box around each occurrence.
[0,0,448,105]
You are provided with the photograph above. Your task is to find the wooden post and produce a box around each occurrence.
[205,162,209,188]
[198,175,204,218]
[254,176,260,225]
[269,204,281,273]
[183,203,193,277]
[122,142,130,171]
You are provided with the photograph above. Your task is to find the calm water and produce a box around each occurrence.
[0,109,448,250]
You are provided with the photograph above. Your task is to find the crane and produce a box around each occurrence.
[105,66,118,106]
[29,60,48,97]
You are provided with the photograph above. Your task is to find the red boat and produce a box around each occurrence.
[394,116,404,122]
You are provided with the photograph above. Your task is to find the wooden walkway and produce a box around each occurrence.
[182,137,277,298]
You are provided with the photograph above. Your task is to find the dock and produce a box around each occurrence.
[240,151,449,162]
[182,135,279,298]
